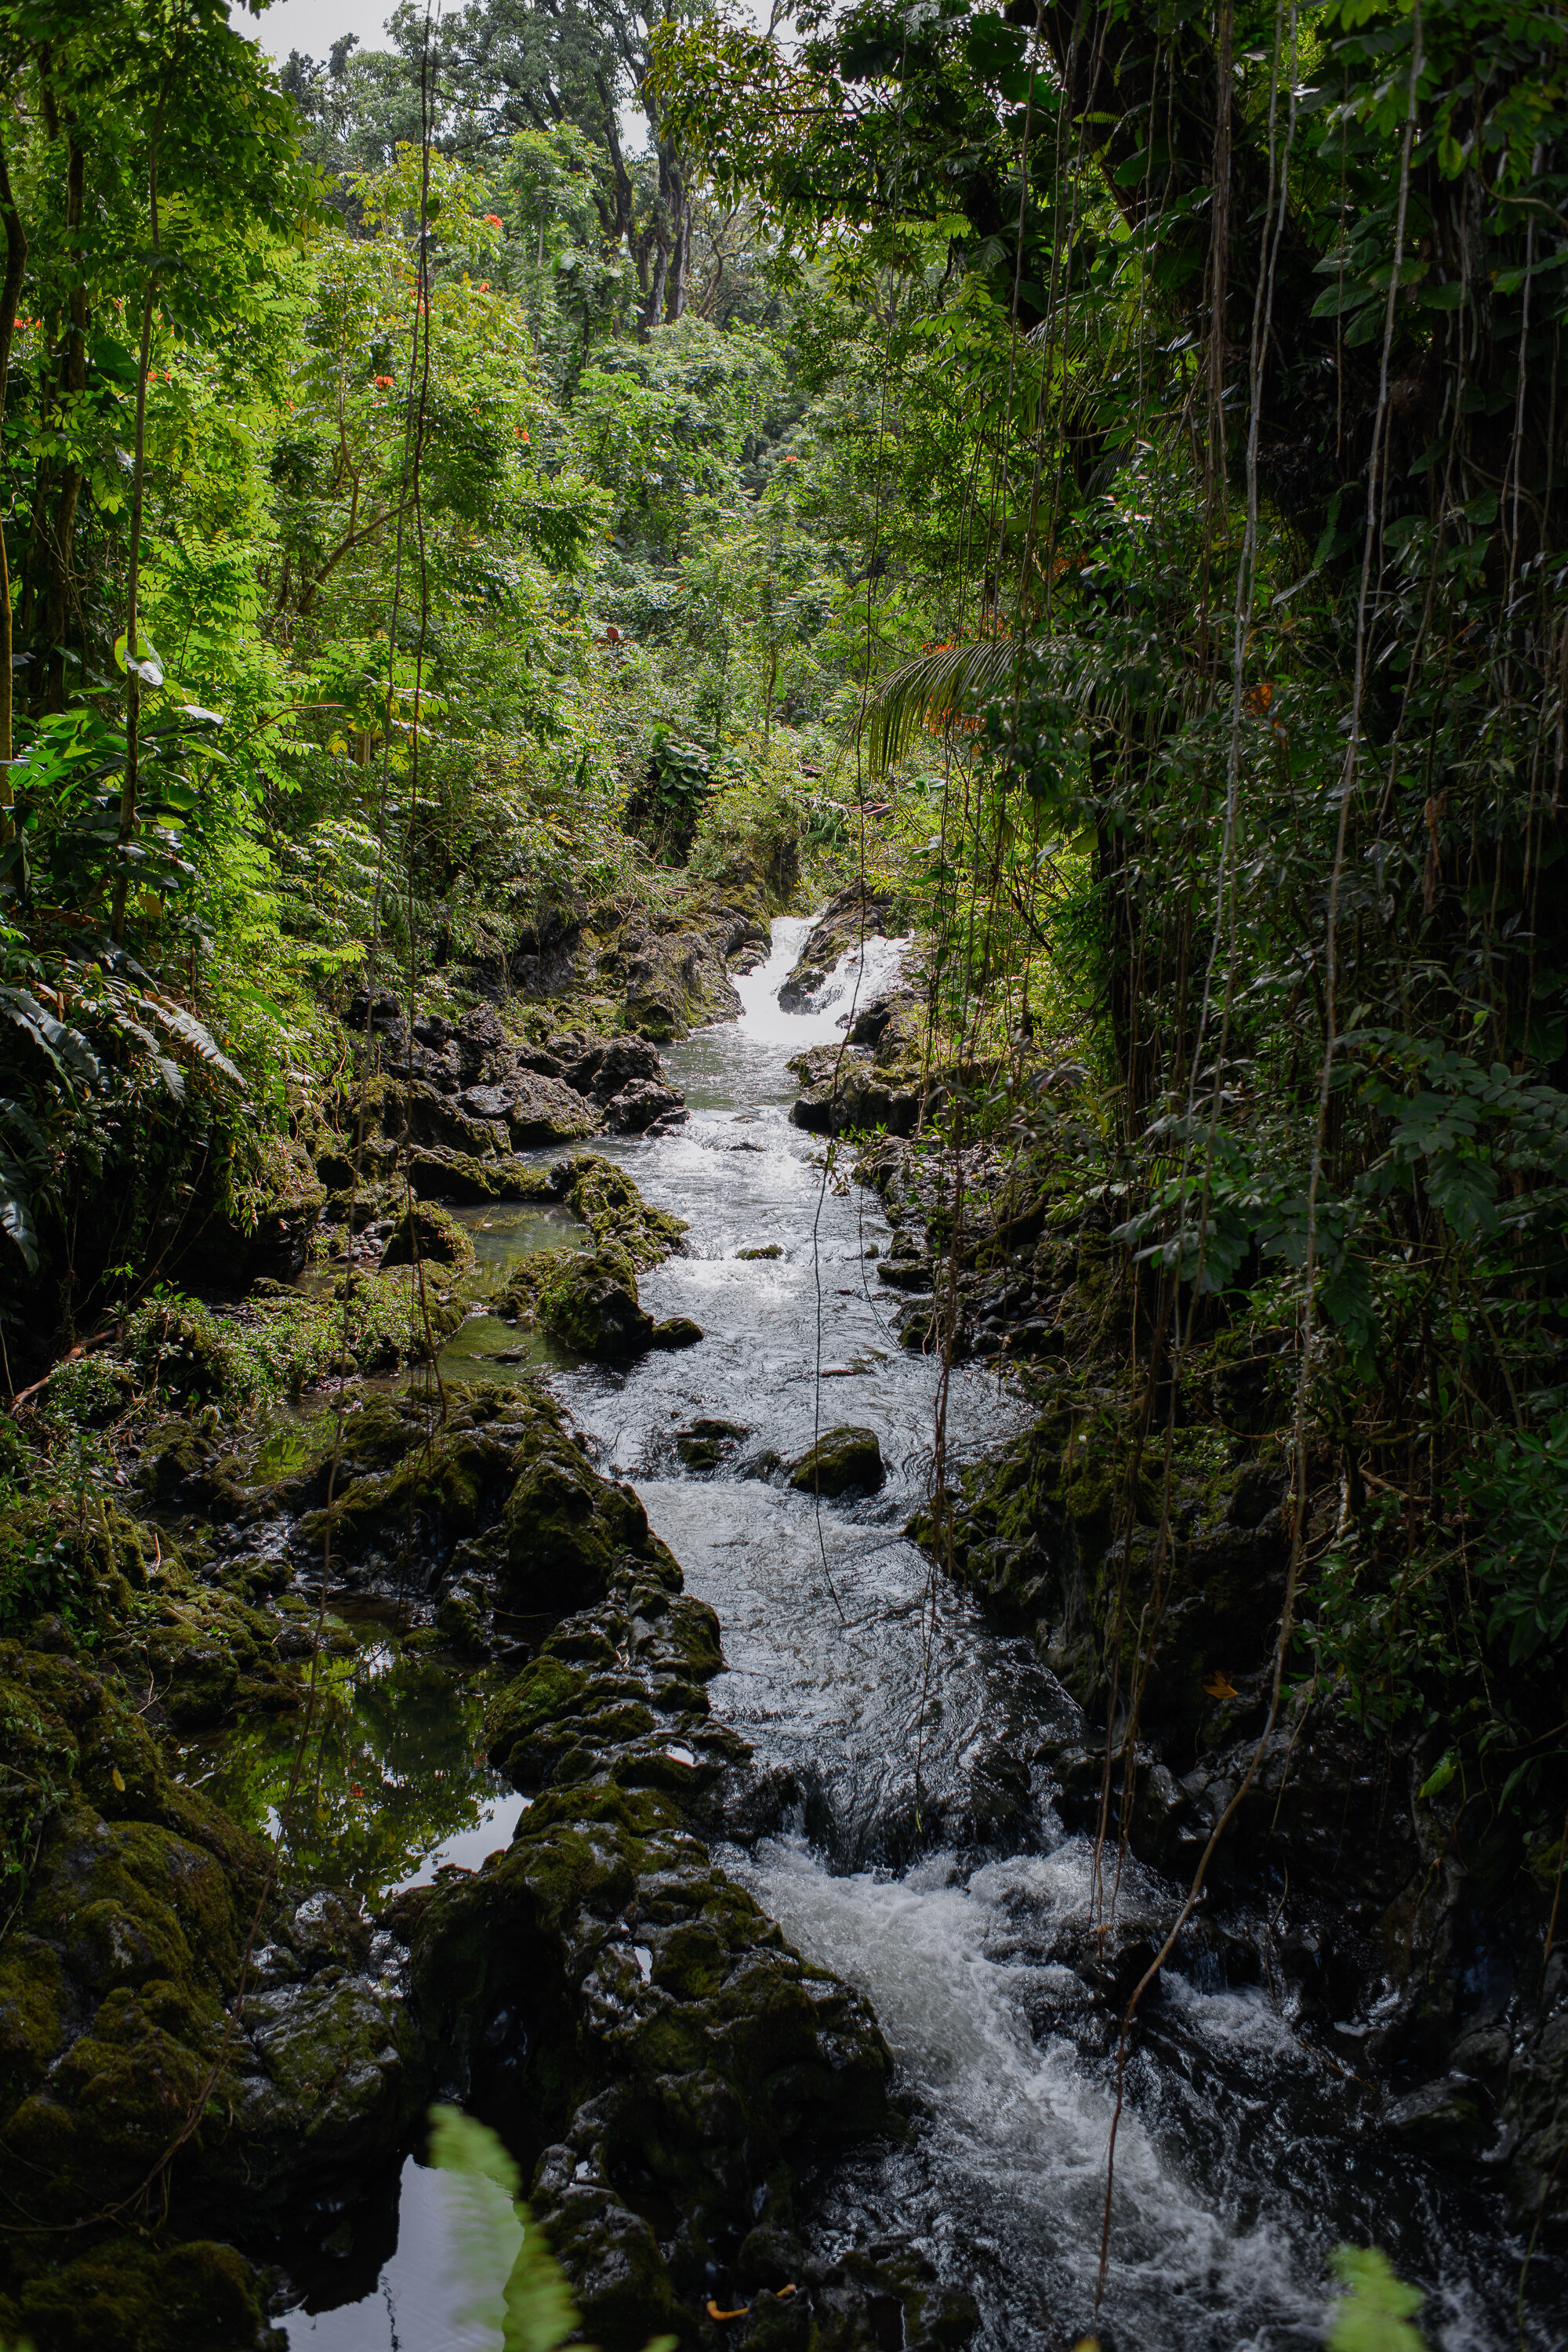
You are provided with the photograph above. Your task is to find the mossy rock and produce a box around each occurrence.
[405,1145,555,1204]
[787,1426,885,1498]
[296,1391,524,1570]
[651,1316,703,1350]
[1,2234,272,2352]
[537,1249,654,1360]
[378,1198,475,1277]
[554,1153,688,1269]
[500,1418,656,1611]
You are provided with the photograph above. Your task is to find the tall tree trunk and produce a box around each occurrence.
[45,131,85,716]
[666,177,688,322]
[112,101,166,943]
[0,132,27,848]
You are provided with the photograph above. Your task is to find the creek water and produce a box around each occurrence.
[278,916,1559,2352]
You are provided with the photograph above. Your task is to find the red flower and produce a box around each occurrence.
[483,213,503,227]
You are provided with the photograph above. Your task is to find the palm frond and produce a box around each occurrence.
[0,1160,40,1274]
[854,637,1029,780]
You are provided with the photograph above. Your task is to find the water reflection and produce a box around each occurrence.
[179,1644,515,1904]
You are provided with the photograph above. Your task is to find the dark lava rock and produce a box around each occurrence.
[1382,2074,1489,2153]
[0,1648,413,2348]
[540,1251,656,1359]
[551,1152,688,1267]
[378,1199,475,1276]
[651,1316,703,1349]
[677,1418,749,1468]
[404,1146,554,1204]
[499,1070,599,1148]
[602,1076,684,1133]
[788,1426,885,1497]
[413,1570,894,2349]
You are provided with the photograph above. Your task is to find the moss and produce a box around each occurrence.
[556,1153,688,1269]
[501,1429,652,1609]
[488,1655,590,1759]
[296,1394,523,1571]
[787,1427,884,1498]
[3,2234,271,2352]
[650,1318,703,1350]
[538,1249,655,1360]
[378,1198,476,1277]
[123,1276,451,1412]
[405,1145,556,1203]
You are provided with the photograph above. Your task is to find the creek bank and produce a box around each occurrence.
[260,872,783,1294]
[775,883,927,1140]
[840,1120,1567,2247]
[492,1149,700,1362]
[2,1142,974,2352]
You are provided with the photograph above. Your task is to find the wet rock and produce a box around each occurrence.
[404,1145,554,1203]
[551,1152,688,1267]
[876,1253,933,1291]
[1382,2074,1488,2153]
[777,883,902,1011]
[408,1760,895,2350]
[378,1199,475,1277]
[293,1388,539,1584]
[677,1419,749,1468]
[602,1076,684,1133]
[0,1646,421,2342]
[738,1243,783,1260]
[539,1250,655,1359]
[787,1427,885,1498]
[435,1588,490,1654]
[1504,1955,1568,2227]
[651,1317,703,1350]
[499,1402,673,1614]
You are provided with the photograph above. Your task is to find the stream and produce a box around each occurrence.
[265,916,1557,2352]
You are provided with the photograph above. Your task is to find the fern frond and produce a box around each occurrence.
[135,995,245,1090]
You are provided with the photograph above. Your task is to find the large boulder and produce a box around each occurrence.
[787,1426,886,1498]
[551,1153,687,1268]
[538,1250,655,1359]
[404,1146,555,1204]
[0,1648,417,2349]
[500,1073,599,1148]
[602,1076,684,1133]
[378,1198,475,1276]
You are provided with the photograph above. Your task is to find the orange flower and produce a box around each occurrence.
[483,213,503,227]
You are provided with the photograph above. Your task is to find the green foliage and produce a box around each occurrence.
[428,2106,582,2352]
[1326,2248,1427,2352]
[1466,1416,1568,1669]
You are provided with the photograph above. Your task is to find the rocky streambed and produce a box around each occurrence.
[2,905,1565,2352]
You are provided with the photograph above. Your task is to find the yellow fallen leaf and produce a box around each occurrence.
[111,1767,126,1792]
[1203,1671,1238,1700]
